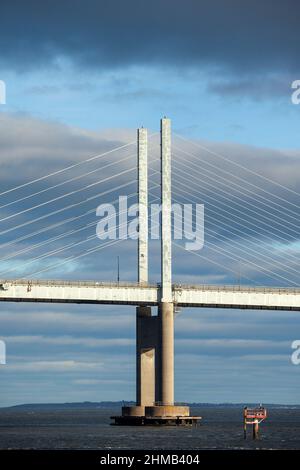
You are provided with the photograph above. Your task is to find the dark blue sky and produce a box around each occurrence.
[0,0,300,406]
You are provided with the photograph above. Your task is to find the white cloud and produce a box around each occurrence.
[73,378,130,385]
[0,309,134,333]
[5,360,104,372]
[4,335,134,348]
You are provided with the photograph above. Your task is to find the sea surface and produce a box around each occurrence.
[0,407,299,450]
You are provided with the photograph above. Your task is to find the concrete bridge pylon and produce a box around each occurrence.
[113,118,198,425]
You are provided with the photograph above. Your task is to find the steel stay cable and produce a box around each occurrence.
[0,183,160,263]
[150,186,299,284]
[172,158,300,239]
[174,132,300,201]
[0,133,157,198]
[173,149,300,230]
[18,196,160,279]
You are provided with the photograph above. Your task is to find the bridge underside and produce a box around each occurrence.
[1,280,300,311]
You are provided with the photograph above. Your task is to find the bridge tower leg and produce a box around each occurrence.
[137,127,148,286]
[136,306,158,409]
[135,127,155,412]
[121,126,158,420]
[159,118,174,406]
[144,118,190,420]
[158,301,174,405]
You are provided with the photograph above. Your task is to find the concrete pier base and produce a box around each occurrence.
[121,406,145,417]
[111,405,201,426]
[111,415,201,426]
[145,405,190,417]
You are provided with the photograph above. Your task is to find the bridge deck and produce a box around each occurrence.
[0,279,300,310]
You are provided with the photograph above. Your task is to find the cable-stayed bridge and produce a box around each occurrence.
[0,118,299,424]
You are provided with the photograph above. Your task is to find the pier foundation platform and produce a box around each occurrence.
[111,405,201,426]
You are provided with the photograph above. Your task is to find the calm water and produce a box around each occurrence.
[0,407,299,450]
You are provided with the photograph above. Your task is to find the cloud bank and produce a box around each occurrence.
[1,0,299,77]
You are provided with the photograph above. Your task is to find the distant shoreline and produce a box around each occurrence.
[1,402,300,411]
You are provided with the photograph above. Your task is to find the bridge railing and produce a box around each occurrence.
[0,279,157,289]
[1,279,299,294]
[173,284,300,294]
